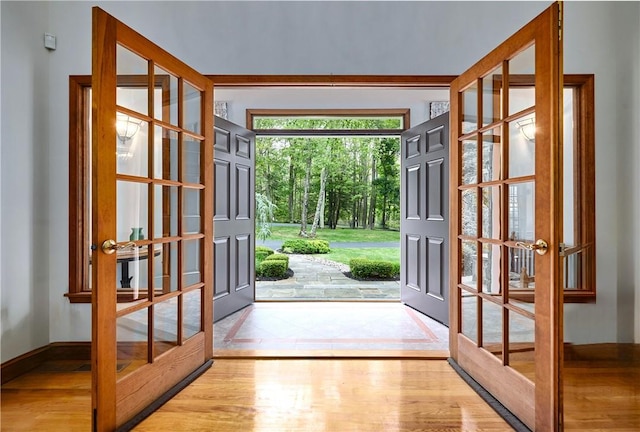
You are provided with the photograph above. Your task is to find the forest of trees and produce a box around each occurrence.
[254,118,402,236]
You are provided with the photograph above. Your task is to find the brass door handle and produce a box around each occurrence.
[515,239,549,256]
[101,239,137,255]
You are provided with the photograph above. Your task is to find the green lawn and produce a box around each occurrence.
[314,247,400,266]
[268,225,400,243]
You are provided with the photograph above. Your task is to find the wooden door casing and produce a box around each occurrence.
[449,3,563,431]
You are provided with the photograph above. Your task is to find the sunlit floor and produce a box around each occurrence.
[214,302,449,355]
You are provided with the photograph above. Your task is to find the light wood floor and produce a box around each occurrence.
[2,356,639,431]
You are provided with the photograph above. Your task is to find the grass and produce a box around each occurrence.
[314,247,400,266]
[268,224,400,243]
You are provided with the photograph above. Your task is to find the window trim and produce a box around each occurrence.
[246,108,411,136]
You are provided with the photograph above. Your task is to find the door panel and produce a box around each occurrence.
[400,113,449,325]
[449,3,563,430]
[91,7,213,430]
[213,116,256,322]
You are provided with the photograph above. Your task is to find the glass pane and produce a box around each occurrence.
[116,115,148,176]
[508,182,534,242]
[153,65,178,126]
[482,243,501,294]
[154,185,178,239]
[153,127,178,181]
[509,113,536,178]
[482,186,501,239]
[482,127,502,182]
[117,181,148,243]
[117,308,148,378]
[461,189,477,237]
[115,246,147,298]
[563,88,575,245]
[482,65,502,126]
[183,188,201,235]
[460,291,478,343]
[482,299,503,361]
[461,83,478,134]
[508,44,535,116]
[183,239,202,287]
[183,81,201,134]
[183,289,202,340]
[461,137,478,185]
[507,246,536,311]
[154,297,178,359]
[183,136,202,184]
[154,242,178,296]
[116,45,148,116]
[509,311,535,380]
[461,240,478,291]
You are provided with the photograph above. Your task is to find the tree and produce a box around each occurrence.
[310,166,328,237]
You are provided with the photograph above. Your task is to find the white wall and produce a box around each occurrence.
[1,1,52,361]
[2,1,639,361]
[562,1,640,344]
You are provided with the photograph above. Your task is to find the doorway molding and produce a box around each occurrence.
[208,75,456,88]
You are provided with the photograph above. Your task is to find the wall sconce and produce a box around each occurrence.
[516,118,536,142]
[115,113,143,160]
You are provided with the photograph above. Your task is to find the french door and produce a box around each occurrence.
[91,7,213,430]
[449,3,563,431]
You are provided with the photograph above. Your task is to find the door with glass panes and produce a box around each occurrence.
[449,3,563,431]
[91,7,213,430]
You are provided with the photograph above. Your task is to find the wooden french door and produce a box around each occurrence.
[91,7,213,431]
[449,3,563,431]
[401,114,450,326]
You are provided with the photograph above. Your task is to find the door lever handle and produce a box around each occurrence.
[515,239,549,256]
[101,239,137,255]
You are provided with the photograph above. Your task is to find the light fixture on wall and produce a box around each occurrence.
[515,117,536,142]
[115,113,143,160]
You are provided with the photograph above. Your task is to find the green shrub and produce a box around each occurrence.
[349,258,400,279]
[281,239,330,254]
[264,253,290,266]
[256,246,274,263]
[256,260,288,278]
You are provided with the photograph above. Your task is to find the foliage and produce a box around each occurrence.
[349,258,400,279]
[256,246,274,262]
[255,116,401,230]
[264,253,290,267]
[256,193,277,241]
[256,260,288,278]
[281,239,330,254]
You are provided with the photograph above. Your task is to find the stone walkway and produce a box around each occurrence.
[256,254,400,300]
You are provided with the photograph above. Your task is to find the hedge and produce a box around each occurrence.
[281,239,330,254]
[256,260,288,278]
[256,246,274,262]
[349,258,400,279]
[264,253,290,266]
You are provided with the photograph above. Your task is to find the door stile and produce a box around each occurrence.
[534,3,564,430]
[91,8,118,430]
[203,82,214,358]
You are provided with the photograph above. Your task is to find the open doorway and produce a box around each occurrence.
[211,84,452,355]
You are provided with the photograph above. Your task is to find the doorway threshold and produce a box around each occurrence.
[213,302,449,359]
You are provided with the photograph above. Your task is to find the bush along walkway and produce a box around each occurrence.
[255,254,400,301]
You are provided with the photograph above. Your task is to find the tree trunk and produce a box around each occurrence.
[288,160,295,223]
[310,167,328,236]
[320,185,326,229]
[299,155,312,236]
[368,156,377,229]
[334,194,341,229]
